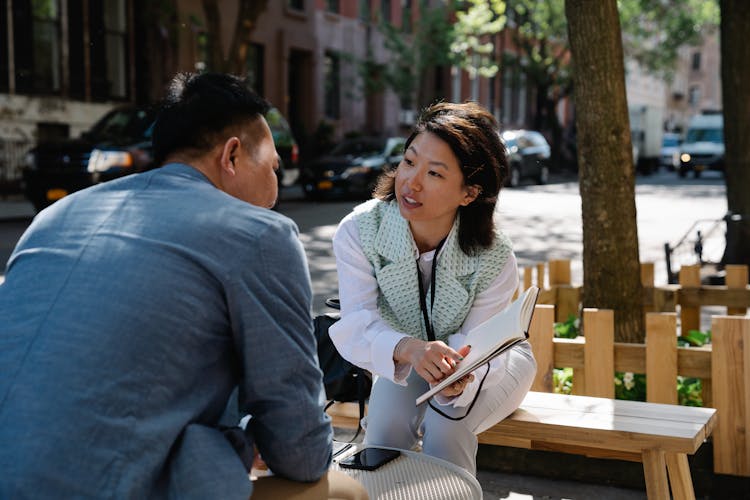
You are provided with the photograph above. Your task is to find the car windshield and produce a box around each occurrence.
[330,138,386,156]
[685,128,723,144]
[662,136,680,147]
[86,108,154,143]
[266,108,295,147]
[501,136,517,148]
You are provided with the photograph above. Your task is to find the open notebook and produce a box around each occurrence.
[415,285,540,406]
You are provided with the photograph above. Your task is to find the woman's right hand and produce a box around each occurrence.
[394,338,466,384]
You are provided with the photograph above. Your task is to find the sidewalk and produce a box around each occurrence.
[0,195,35,221]
[331,429,649,499]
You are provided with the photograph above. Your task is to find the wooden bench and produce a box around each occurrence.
[327,391,717,500]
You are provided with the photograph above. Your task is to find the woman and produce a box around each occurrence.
[329,101,536,474]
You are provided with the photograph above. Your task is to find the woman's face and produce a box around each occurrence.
[395,131,478,228]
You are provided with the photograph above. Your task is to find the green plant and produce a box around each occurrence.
[677,329,711,347]
[553,314,580,338]
[677,376,703,407]
[614,372,647,401]
[553,367,573,395]
[552,321,707,406]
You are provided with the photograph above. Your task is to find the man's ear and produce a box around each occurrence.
[220,137,240,175]
[461,184,481,206]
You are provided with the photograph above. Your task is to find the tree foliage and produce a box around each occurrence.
[372,5,453,108]
[503,0,717,167]
[449,0,507,80]
[504,0,571,166]
[365,0,505,109]
[618,0,719,81]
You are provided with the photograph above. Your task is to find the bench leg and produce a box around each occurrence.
[666,453,696,500]
[642,449,670,500]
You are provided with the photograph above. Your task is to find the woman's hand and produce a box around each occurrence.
[437,344,473,397]
[438,372,475,398]
[394,339,469,385]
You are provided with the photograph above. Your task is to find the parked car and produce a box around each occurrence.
[301,136,406,199]
[22,105,157,212]
[660,132,682,170]
[265,107,300,188]
[500,130,551,187]
[678,112,724,178]
[22,105,299,212]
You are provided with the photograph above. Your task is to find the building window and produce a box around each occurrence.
[88,0,128,100]
[688,85,701,107]
[13,0,62,94]
[359,0,370,21]
[402,0,412,32]
[324,51,340,119]
[246,43,264,97]
[691,51,701,71]
[288,0,304,11]
[501,66,514,125]
[326,0,339,13]
[0,3,8,92]
[103,0,128,98]
[517,72,527,124]
[381,0,391,22]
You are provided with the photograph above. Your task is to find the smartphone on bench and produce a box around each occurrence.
[338,447,401,471]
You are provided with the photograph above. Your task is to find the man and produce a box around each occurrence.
[0,73,367,499]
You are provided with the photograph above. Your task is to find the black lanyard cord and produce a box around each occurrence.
[415,236,486,420]
[416,238,446,342]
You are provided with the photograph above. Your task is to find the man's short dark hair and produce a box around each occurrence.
[152,72,271,165]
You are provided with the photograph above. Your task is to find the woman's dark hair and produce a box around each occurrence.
[374,101,508,255]
[152,72,271,165]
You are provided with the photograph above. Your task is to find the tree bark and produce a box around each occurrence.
[720,0,750,275]
[565,0,644,342]
[201,0,268,74]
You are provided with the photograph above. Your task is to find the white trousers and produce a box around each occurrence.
[362,342,536,475]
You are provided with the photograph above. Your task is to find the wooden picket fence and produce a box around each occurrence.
[522,261,750,476]
[522,260,750,334]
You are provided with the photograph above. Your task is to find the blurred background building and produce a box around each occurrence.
[0,0,719,194]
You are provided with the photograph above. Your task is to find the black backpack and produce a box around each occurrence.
[313,299,371,438]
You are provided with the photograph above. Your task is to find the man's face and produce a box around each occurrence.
[225,117,280,208]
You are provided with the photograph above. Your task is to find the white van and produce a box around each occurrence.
[677,112,724,178]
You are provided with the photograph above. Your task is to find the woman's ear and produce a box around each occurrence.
[461,184,481,206]
[220,137,240,175]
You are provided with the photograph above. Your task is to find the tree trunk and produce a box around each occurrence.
[720,0,750,276]
[565,0,644,343]
[201,0,268,74]
[201,0,225,71]
[226,0,268,75]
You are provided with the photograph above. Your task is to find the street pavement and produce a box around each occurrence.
[0,194,35,221]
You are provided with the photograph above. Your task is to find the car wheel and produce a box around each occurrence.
[537,165,549,185]
[303,186,322,201]
[508,165,521,187]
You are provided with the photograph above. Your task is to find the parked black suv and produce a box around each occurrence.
[22,105,299,212]
[22,106,157,212]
